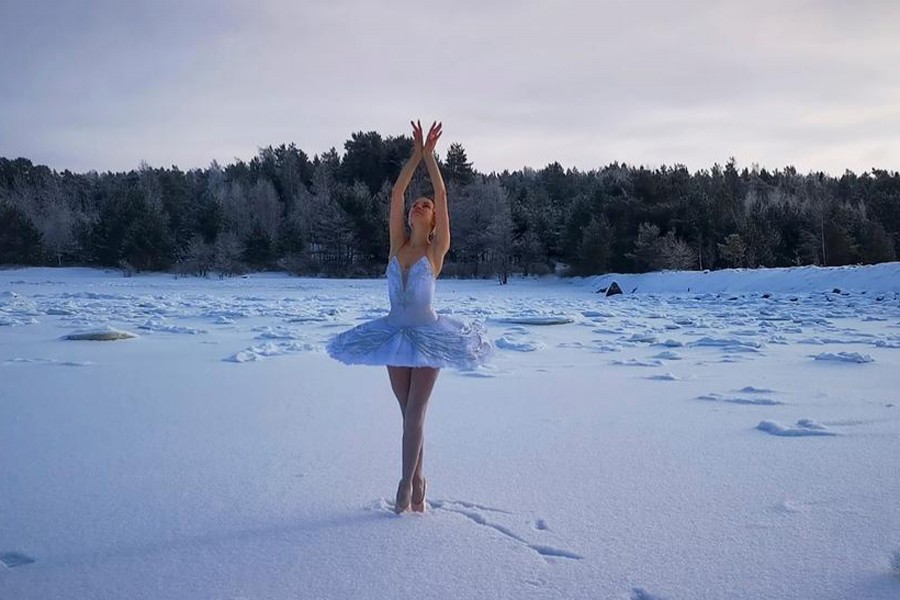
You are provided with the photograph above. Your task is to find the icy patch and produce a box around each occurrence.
[611,358,664,367]
[875,340,900,349]
[631,588,669,600]
[224,340,317,363]
[582,310,616,318]
[697,393,783,406]
[690,337,763,349]
[590,342,623,353]
[458,364,501,378]
[738,386,776,394]
[556,341,587,349]
[491,315,574,326]
[626,331,658,343]
[3,357,93,367]
[651,350,682,360]
[0,316,39,326]
[0,551,36,568]
[769,498,805,514]
[890,548,900,578]
[253,325,303,340]
[495,327,545,352]
[655,339,684,348]
[811,352,874,364]
[62,326,137,341]
[137,319,207,335]
[756,419,836,437]
[799,336,874,345]
[646,373,681,381]
[591,327,622,334]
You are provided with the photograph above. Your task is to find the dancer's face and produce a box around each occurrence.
[409,197,435,232]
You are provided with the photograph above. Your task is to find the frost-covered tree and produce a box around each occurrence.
[629,222,662,272]
[718,233,747,268]
[657,230,696,271]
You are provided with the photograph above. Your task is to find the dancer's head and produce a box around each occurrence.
[408,197,436,238]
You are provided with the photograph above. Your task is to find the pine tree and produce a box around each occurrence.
[0,203,43,264]
[445,143,474,185]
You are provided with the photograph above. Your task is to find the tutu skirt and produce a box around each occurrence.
[326,255,492,369]
[326,313,492,369]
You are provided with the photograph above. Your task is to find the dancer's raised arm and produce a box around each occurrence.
[390,120,424,257]
[422,122,450,264]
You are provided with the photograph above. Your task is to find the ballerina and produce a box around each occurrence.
[326,120,492,514]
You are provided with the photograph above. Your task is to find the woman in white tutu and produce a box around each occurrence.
[326,120,492,514]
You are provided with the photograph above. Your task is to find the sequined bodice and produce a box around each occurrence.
[387,255,437,326]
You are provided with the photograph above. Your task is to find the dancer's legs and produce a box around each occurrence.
[401,367,439,485]
[387,365,439,509]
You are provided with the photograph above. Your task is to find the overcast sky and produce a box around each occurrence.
[2,0,899,175]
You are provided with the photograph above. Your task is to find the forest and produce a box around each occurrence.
[1,131,898,279]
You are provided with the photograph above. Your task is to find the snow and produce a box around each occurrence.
[2,263,900,599]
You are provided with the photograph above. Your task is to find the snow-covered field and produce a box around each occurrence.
[2,264,900,600]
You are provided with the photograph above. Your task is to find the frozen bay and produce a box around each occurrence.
[2,265,900,599]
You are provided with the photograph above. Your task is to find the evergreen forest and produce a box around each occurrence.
[1,131,898,279]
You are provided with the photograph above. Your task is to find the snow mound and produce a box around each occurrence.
[62,326,137,341]
[756,419,836,437]
[811,352,874,364]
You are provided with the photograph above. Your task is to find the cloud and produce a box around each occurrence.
[1,0,898,175]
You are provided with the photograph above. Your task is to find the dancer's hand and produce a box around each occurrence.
[424,121,442,155]
[411,120,425,156]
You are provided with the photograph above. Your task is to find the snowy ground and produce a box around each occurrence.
[2,264,900,600]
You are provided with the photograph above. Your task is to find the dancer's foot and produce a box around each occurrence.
[394,479,412,514]
[411,477,427,513]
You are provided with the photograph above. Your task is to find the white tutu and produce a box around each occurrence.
[326,256,492,369]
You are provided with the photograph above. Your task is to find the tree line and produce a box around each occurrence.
[1,131,898,279]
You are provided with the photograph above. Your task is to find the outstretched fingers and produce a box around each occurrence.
[411,120,425,152]
[425,121,443,153]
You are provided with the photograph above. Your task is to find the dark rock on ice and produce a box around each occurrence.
[606,282,623,296]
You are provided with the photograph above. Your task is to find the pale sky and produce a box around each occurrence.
[2,0,899,175]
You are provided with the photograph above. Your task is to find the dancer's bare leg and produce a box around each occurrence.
[388,366,414,511]
[387,366,425,484]
[388,366,411,413]
[402,367,439,490]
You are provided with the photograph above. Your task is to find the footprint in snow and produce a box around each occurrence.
[370,498,583,562]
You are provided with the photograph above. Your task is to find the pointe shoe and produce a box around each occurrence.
[394,480,411,514]
[411,478,427,513]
